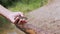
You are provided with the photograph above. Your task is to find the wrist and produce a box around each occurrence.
[0,11,13,21]
[1,11,12,17]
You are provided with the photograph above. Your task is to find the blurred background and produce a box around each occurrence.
[0,0,48,34]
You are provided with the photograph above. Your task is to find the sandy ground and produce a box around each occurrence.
[6,0,60,34]
[26,0,60,34]
[1,0,60,34]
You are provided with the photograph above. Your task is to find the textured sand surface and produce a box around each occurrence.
[25,0,60,34]
[1,0,60,34]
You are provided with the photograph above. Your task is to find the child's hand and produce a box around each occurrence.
[8,12,26,24]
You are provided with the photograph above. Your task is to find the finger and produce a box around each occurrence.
[18,12,28,20]
[18,19,26,25]
[14,15,20,20]
[18,19,22,25]
[14,17,20,24]
[19,19,27,25]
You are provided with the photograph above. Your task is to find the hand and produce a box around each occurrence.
[0,5,27,25]
[8,12,26,24]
